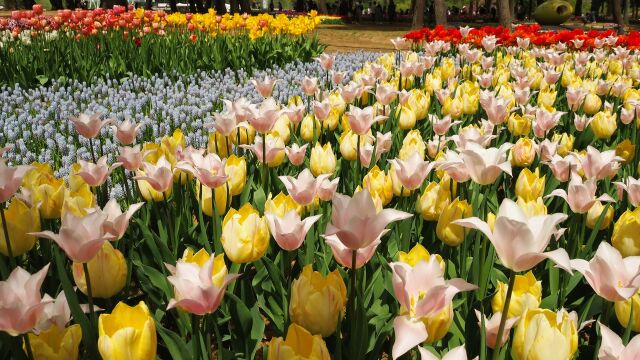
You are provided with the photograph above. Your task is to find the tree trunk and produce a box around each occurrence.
[318,0,328,13]
[612,0,625,33]
[50,0,64,10]
[145,0,152,9]
[509,0,516,19]
[22,0,35,8]
[434,0,447,24]
[214,0,226,12]
[624,0,630,23]
[575,0,583,16]
[169,0,178,12]
[412,0,425,27]
[230,0,240,12]
[498,0,512,27]
[240,0,251,12]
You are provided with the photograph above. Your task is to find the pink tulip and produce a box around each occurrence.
[399,62,416,78]
[537,139,558,162]
[346,105,387,135]
[615,177,640,207]
[340,83,360,104]
[331,70,346,85]
[176,152,228,189]
[0,264,51,336]
[134,156,174,193]
[266,210,321,251]
[206,111,248,137]
[514,87,531,105]
[317,53,335,71]
[76,156,121,187]
[281,104,305,126]
[35,292,90,333]
[435,88,451,105]
[391,257,476,359]
[358,142,376,168]
[454,198,570,272]
[573,114,593,131]
[240,136,284,165]
[312,99,333,122]
[459,26,472,37]
[480,90,510,125]
[376,132,393,157]
[480,55,494,70]
[166,255,239,315]
[398,90,411,106]
[419,345,470,360]
[324,234,380,269]
[449,126,495,150]
[32,210,115,263]
[285,143,307,166]
[222,98,257,124]
[70,113,112,139]
[566,87,588,111]
[475,311,519,349]
[533,108,565,137]
[542,68,561,84]
[481,35,498,52]
[546,174,615,213]
[437,151,471,183]
[517,37,530,49]
[279,169,327,206]
[375,84,397,106]
[301,77,319,97]
[570,242,640,302]
[431,115,460,136]
[117,145,144,171]
[390,37,408,50]
[621,107,635,125]
[248,98,281,133]
[388,152,435,190]
[111,119,143,145]
[575,146,623,180]
[598,322,640,360]
[317,177,340,201]
[102,199,144,240]
[456,143,512,185]
[0,160,33,203]
[324,189,411,250]
[250,75,279,98]
[476,73,493,88]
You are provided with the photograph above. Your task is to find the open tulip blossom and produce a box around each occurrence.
[1,23,640,360]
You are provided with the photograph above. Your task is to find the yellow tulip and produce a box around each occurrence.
[268,323,331,360]
[615,289,640,332]
[72,242,126,298]
[591,110,617,140]
[270,115,292,144]
[586,200,614,230]
[616,139,636,164]
[22,163,65,219]
[224,155,247,196]
[27,324,82,360]
[487,212,496,231]
[436,198,472,246]
[208,132,233,158]
[551,133,575,157]
[98,301,157,360]
[398,243,445,272]
[511,137,536,168]
[322,108,341,132]
[289,265,347,337]
[230,125,256,146]
[442,97,463,119]
[583,93,602,115]
[0,197,39,257]
[416,176,455,221]
[461,94,479,115]
[221,204,269,263]
[395,105,417,130]
[362,166,393,205]
[491,271,542,318]
[399,130,426,161]
[300,114,321,143]
[507,113,532,136]
[182,248,227,288]
[512,308,578,360]
[612,207,640,257]
[407,89,430,120]
[196,181,228,217]
[264,192,303,217]
[389,164,412,197]
[515,168,545,201]
[61,184,95,218]
[537,87,557,109]
[137,174,173,202]
[516,197,547,217]
[439,58,456,80]
[309,143,336,177]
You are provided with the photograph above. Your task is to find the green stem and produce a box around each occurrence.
[213,312,223,360]
[192,314,201,360]
[349,250,357,319]
[0,204,16,268]
[88,137,97,164]
[83,262,96,326]
[492,270,516,360]
[22,334,34,360]
[262,135,268,195]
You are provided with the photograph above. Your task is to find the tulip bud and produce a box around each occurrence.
[0,197,40,257]
[515,168,545,201]
[395,105,417,130]
[615,289,640,332]
[309,143,336,177]
[492,271,542,318]
[416,176,455,221]
[289,265,347,337]
[27,324,82,360]
[511,137,536,168]
[583,93,602,115]
[399,130,426,161]
[72,242,126,298]
[300,114,321,143]
[224,155,247,196]
[268,324,331,359]
[221,204,269,264]
[362,166,393,205]
[586,200,614,230]
[591,110,617,140]
[612,208,640,257]
[436,198,472,246]
[98,302,157,360]
[512,309,578,360]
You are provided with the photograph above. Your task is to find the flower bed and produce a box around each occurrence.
[2,28,640,360]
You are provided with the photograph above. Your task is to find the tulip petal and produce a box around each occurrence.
[418,347,439,360]
[392,315,428,360]
[515,248,573,274]
[598,322,624,360]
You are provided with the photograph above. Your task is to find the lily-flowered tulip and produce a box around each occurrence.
[431,115,460,136]
[279,169,327,206]
[375,84,397,105]
[98,301,156,360]
[570,242,640,301]
[285,143,307,166]
[0,264,50,336]
[312,99,332,122]
[324,234,380,269]
[546,174,615,213]
[111,119,143,145]
[70,113,112,139]
[545,154,577,182]
[301,77,319,97]
[454,198,570,272]
[268,323,331,359]
[117,145,143,171]
[75,156,121,187]
[346,105,387,135]
[249,98,281,133]
[390,257,477,359]
[102,199,144,240]
[317,53,335,70]
[240,135,285,166]
[36,292,74,332]
[32,210,115,263]
[475,311,519,349]
[134,156,174,194]
[266,210,321,251]
[419,345,471,360]
[317,176,340,201]
[616,177,640,207]
[388,152,435,191]
[324,189,412,250]
[575,146,623,180]
[458,143,512,185]
[166,252,239,315]
[176,152,228,189]
[0,160,33,203]
[250,75,278,98]
[598,322,640,360]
